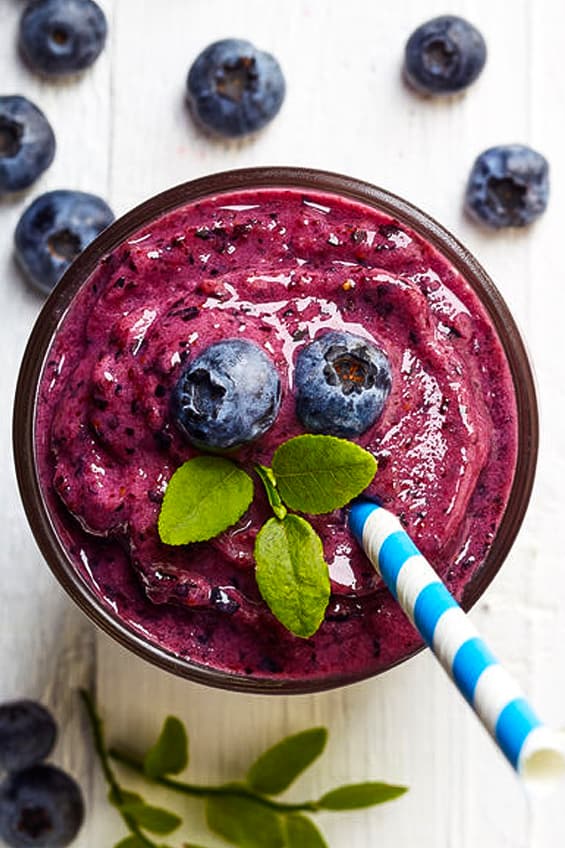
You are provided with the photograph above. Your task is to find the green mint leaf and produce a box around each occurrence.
[108,788,144,808]
[113,837,147,848]
[144,716,189,778]
[120,801,182,835]
[247,728,327,795]
[183,844,215,848]
[285,814,328,848]
[158,456,253,544]
[255,465,287,521]
[205,796,284,848]
[317,781,408,810]
[254,515,330,638]
[271,435,377,514]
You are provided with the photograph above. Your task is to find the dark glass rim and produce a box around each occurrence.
[12,166,539,694]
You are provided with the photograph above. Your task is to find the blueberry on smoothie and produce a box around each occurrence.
[0,765,84,848]
[0,96,55,195]
[186,38,285,137]
[465,144,549,228]
[15,190,114,295]
[295,331,391,438]
[173,339,281,450]
[0,701,57,773]
[19,0,107,77]
[404,15,486,95]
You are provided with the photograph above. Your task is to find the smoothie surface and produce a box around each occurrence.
[36,187,518,682]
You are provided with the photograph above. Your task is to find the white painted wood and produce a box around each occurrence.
[2,0,565,845]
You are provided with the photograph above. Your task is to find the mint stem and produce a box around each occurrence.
[254,464,288,521]
[109,748,319,813]
[80,690,160,848]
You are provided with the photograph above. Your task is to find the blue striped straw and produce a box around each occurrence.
[349,499,565,789]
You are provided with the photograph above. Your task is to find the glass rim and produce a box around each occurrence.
[12,166,539,694]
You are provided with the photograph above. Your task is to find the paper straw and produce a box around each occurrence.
[349,499,565,791]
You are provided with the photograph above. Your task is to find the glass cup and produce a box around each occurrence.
[13,167,538,693]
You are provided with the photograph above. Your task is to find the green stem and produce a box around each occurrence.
[109,748,319,814]
[254,464,288,521]
[80,690,159,848]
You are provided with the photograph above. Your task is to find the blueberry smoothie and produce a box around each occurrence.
[35,187,518,683]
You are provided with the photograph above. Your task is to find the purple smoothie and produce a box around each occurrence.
[35,187,518,682]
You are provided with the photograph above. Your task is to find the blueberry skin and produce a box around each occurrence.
[404,15,486,95]
[465,144,550,228]
[15,190,114,295]
[187,39,285,137]
[19,0,107,77]
[295,331,392,438]
[0,96,55,195]
[0,765,84,848]
[0,701,57,773]
[173,339,282,450]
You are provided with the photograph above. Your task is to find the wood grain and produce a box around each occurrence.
[1,0,564,844]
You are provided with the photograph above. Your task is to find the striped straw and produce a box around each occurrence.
[349,499,565,790]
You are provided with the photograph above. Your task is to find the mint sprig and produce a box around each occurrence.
[157,434,377,637]
[80,690,180,848]
[82,691,407,848]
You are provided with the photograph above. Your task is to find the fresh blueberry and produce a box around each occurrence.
[295,331,391,438]
[173,339,281,450]
[0,701,57,773]
[186,38,285,137]
[0,96,55,195]
[0,765,84,848]
[465,144,549,228]
[404,15,486,95]
[19,0,107,77]
[15,190,114,295]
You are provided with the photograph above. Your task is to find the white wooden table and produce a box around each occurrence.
[2,1,565,845]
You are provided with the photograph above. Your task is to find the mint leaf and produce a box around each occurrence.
[247,728,327,795]
[254,515,330,638]
[184,844,214,848]
[318,782,408,810]
[184,844,215,848]
[113,838,147,848]
[108,789,144,808]
[158,456,253,544]
[271,435,377,514]
[285,814,328,848]
[205,796,284,848]
[119,801,181,835]
[255,465,287,520]
[144,716,188,778]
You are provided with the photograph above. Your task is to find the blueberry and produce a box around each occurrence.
[0,765,84,848]
[0,701,56,773]
[186,39,285,137]
[15,190,114,295]
[295,331,391,438]
[465,144,550,228]
[19,0,107,77]
[173,339,281,450]
[404,15,486,95]
[0,96,55,195]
